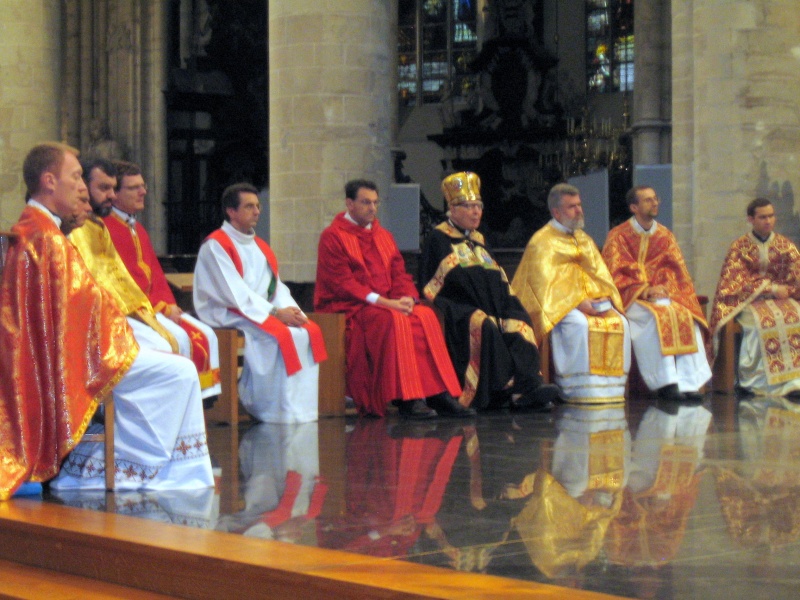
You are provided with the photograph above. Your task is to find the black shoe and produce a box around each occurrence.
[398,399,438,420]
[427,392,476,418]
[656,397,681,415]
[683,391,705,404]
[656,384,684,403]
[511,383,561,412]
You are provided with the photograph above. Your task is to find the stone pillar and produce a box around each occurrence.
[0,1,61,228]
[631,0,671,165]
[673,0,800,297]
[269,0,395,282]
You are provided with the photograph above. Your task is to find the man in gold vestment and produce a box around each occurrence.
[602,186,711,402]
[709,198,800,396]
[0,144,212,498]
[70,158,220,399]
[512,183,630,403]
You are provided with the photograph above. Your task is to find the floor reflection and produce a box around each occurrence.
[39,393,800,599]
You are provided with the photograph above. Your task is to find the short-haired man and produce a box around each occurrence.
[314,179,465,419]
[602,186,711,403]
[103,161,221,400]
[69,157,180,354]
[709,198,800,396]
[512,183,631,403]
[194,183,327,423]
[0,143,212,498]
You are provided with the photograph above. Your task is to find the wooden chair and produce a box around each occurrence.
[711,320,742,393]
[1,231,115,491]
[205,314,347,425]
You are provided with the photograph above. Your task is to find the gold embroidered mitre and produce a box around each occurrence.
[442,171,481,206]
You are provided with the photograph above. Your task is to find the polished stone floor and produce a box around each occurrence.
[38,392,800,599]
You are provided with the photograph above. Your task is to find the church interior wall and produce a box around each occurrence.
[0,1,62,230]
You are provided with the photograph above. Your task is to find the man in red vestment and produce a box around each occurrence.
[602,185,711,403]
[314,179,466,419]
[102,161,221,400]
[0,143,212,499]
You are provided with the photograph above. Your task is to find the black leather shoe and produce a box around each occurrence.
[656,384,684,403]
[427,392,476,417]
[511,383,562,412]
[683,391,705,404]
[398,399,438,420]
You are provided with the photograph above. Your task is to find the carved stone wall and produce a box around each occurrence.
[268,0,396,282]
[673,0,800,297]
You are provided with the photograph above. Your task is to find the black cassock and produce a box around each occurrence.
[419,222,545,410]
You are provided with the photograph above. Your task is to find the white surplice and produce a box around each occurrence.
[193,221,318,423]
[49,347,214,491]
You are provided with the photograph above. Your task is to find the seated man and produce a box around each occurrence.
[709,198,800,396]
[314,179,465,419]
[419,171,561,411]
[194,183,327,423]
[512,183,631,404]
[0,143,212,499]
[602,185,711,402]
[69,157,181,355]
[103,160,221,400]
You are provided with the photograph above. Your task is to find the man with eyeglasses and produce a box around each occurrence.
[104,160,221,402]
[513,183,631,404]
[315,179,465,419]
[419,172,562,412]
[602,186,711,405]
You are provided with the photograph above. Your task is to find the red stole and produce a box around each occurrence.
[206,230,327,375]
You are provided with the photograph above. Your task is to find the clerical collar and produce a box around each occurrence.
[752,230,772,244]
[111,206,137,228]
[447,219,472,237]
[631,217,658,235]
[344,211,372,230]
[550,218,574,235]
[222,220,255,244]
[27,199,62,227]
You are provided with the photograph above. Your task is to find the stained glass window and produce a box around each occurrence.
[398,0,478,106]
[587,0,634,92]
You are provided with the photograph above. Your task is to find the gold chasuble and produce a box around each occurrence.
[512,221,626,376]
[602,218,706,356]
[69,216,179,353]
[709,232,800,386]
[0,207,137,500]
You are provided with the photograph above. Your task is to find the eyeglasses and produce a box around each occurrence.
[355,199,380,208]
[454,201,483,210]
[121,184,147,192]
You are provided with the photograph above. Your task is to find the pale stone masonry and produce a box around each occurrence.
[672,0,800,297]
[268,0,395,282]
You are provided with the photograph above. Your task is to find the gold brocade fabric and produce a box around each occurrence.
[602,219,705,355]
[748,299,800,385]
[510,469,623,578]
[70,217,178,353]
[587,312,626,376]
[512,222,623,342]
[0,207,138,500]
[709,232,800,359]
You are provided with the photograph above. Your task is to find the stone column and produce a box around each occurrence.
[0,1,61,228]
[672,0,800,297]
[269,0,395,282]
[631,0,671,166]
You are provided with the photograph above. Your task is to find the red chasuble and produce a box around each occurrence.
[206,229,327,375]
[603,219,706,355]
[314,213,461,416]
[0,207,137,500]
